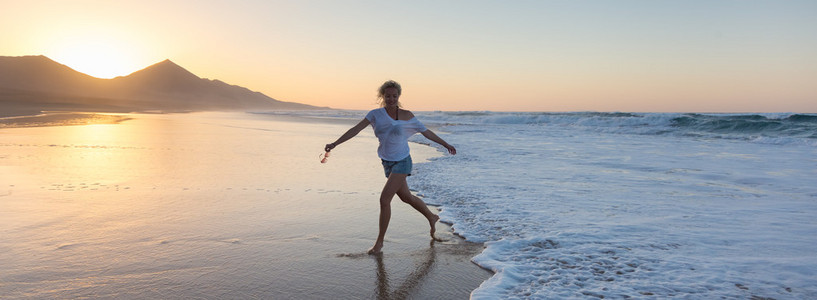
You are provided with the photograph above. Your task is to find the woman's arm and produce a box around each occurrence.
[421,130,456,155]
[325,118,370,152]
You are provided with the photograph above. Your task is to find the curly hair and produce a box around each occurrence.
[377,80,402,107]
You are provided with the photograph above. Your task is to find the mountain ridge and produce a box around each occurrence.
[0,55,322,117]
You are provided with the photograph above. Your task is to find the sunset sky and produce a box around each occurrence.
[3,0,815,112]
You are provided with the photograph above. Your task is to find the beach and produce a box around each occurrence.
[0,112,491,299]
[3,109,816,299]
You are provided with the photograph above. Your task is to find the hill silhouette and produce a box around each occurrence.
[0,55,320,117]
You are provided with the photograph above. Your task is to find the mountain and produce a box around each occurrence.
[0,55,321,117]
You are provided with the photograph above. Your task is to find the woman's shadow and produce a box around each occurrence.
[373,240,437,300]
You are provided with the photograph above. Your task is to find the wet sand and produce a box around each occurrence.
[0,112,491,299]
[0,112,132,128]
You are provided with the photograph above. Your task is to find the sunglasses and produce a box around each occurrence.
[320,151,330,163]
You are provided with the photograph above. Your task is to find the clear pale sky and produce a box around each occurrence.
[3,0,816,112]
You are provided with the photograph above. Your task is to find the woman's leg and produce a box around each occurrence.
[369,173,408,254]
[395,181,440,239]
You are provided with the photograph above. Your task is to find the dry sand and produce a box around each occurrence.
[0,112,491,299]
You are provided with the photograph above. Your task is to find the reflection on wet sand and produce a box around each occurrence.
[375,240,437,300]
[0,112,131,128]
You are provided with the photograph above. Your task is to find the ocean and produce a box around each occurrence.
[270,110,817,299]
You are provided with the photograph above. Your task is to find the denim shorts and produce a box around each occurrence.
[381,155,412,178]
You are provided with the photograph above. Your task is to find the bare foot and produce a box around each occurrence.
[429,214,440,239]
[367,242,383,255]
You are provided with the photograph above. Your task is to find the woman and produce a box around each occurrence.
[325,80,457,254]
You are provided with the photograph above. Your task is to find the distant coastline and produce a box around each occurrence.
[0,55,326,118]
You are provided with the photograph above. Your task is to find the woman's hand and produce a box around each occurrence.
[444,143,457,155]
[325,143,336,152]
